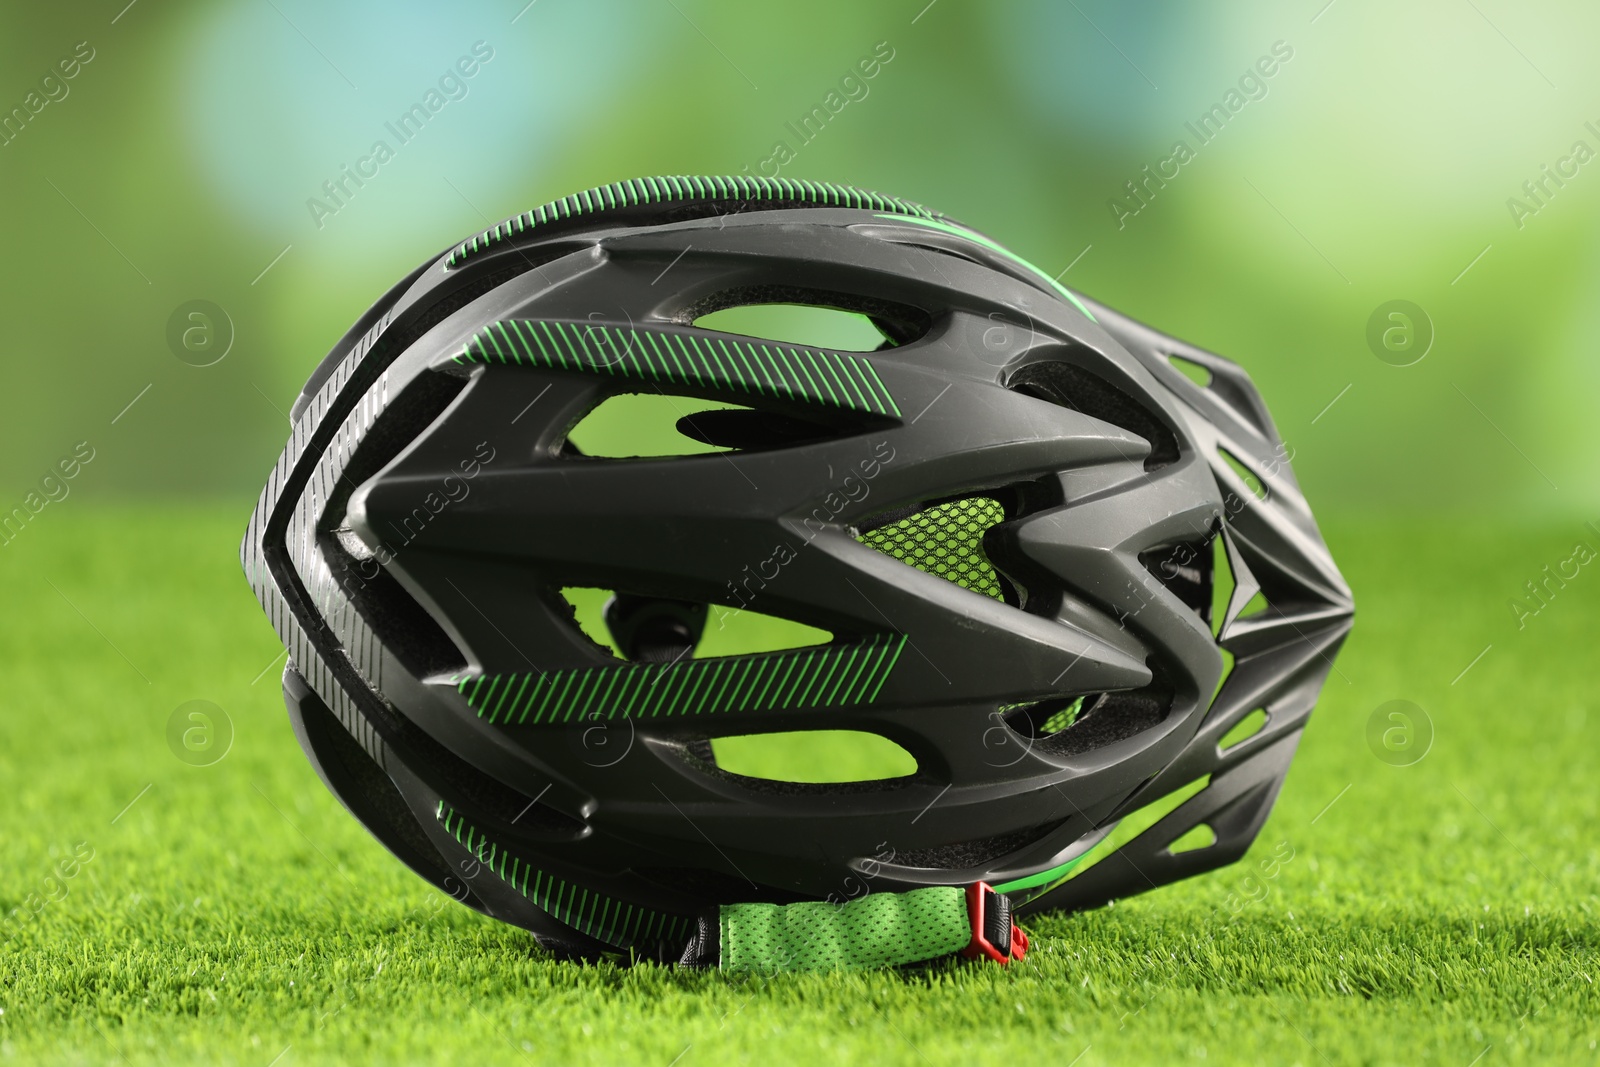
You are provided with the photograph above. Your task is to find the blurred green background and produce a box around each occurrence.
[0,0,1593,515]
[4,2,1598,1064]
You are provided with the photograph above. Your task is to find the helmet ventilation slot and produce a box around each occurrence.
[564,390,868,459]
[1209,530,1269,639]
[707,729,918,784]
[319,370,470,678]
[684,284,931,349]
[1046,774,1212,887]
[1166,353,1213,387]
[1009,360,1181,470]
[693,302,888,352]
[557,586,833,662]
[1140,536,1215,624]
[674,734,921,797]
[1217,447,1269,500]
[1166,823,1217,853]
[564,393,743,459]
[1218,708,1268,751]
[1001,695,1088,740]
[673,407,841,450]
[1016,677,1176,758]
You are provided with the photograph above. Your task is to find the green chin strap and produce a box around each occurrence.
[440,801,1032,973]
[681,883,1029,974]
[720,887,968,974]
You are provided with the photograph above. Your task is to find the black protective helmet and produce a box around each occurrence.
[243,176,1353,972]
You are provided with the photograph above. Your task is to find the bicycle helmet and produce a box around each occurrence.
[242,176,1353,972]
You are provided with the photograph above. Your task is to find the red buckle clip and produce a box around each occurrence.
[959,882,1029,965]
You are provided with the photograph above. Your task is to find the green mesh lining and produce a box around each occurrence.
[436,803,693,949]
[857,497,1007,600]
[1041,695,1086,734]
[719,886,969,974]
[998,694,1088,738]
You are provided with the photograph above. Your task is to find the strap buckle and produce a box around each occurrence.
[959,881,1029,965]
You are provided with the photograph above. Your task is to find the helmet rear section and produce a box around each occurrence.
[243,177,1352,959]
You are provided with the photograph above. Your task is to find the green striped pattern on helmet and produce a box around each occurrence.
[437,802,692,948]
[445,175,941,268]
[460,634,908,726]
[454,319,901,418]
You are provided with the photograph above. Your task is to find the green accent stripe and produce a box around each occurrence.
[446,175,941,269]
[459,634,909,726]
[991,852,1091,895]
[453,320,901,418]
[869,213,1098,323]
[436,803,692,949]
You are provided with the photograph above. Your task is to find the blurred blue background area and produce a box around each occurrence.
[0,0,1593,515]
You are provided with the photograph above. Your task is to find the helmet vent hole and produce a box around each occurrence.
[1217,447,1268,500]
[694,303,887,352]
[1218,708,1268,751]
[856,495,1011,601]
[321,540,469,678]
[1001,695,1087,739]
[1166,823,1216,854]
[1046,774,1211,887]
[557,587,833,661]
[565,393,744,458]
[1139,539,1215,624]
[1166,353,1213,387]
[1009,360,1181,470]
[685,285,931,348]
[319,371,470,679]
[1014,678,1176,757]
[565,392,862,458]
[708,730,917,784]
[674,408,840,450]
[1210,532,1270,642]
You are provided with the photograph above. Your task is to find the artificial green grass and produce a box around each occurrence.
[1,505,1596,1065]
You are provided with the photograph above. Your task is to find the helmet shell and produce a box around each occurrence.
[243,176,1353,957]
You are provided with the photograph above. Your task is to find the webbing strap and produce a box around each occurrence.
[717,886,972,974]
